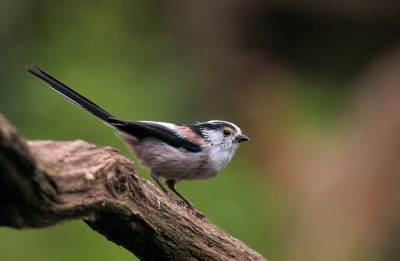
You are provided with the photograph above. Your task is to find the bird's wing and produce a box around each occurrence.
[109,119,202,153]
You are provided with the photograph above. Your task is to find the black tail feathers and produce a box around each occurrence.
[26,66,115,124]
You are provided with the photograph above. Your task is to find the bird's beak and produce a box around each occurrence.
[235,134,249,143]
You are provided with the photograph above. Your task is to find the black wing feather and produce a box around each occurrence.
[109,119,202,153]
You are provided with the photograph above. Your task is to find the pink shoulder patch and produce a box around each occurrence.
[175,125,204,145]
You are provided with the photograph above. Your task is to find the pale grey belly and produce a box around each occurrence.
[133,140,218,181]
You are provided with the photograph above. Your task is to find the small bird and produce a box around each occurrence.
[26,66,249,218]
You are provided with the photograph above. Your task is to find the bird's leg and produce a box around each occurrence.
[165,179,205,219]
[150,173,172,198]
[163,179,184,206]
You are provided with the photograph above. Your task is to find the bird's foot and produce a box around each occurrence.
[186,204,206,220]
[165,192,185,206]
[193,210,206,219]
[176,199,185,207]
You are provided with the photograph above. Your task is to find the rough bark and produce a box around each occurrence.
[0,114,266,261]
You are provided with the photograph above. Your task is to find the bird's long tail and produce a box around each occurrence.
[26,66,115,125]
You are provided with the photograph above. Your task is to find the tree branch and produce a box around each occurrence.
[0,114,266,261]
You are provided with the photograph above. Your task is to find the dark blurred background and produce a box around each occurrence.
[2,1,400,260]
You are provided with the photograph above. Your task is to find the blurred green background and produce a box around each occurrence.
[2,1,400,261]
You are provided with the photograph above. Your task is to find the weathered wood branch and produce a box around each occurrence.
[0,114,266,261]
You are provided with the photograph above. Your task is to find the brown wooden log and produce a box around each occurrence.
[0,114,266,261]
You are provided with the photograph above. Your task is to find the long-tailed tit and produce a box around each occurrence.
[26,66,249,218]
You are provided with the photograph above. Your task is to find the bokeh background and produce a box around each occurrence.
[2,1,400,260]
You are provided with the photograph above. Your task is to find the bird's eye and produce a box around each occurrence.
[223,129,231,136]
